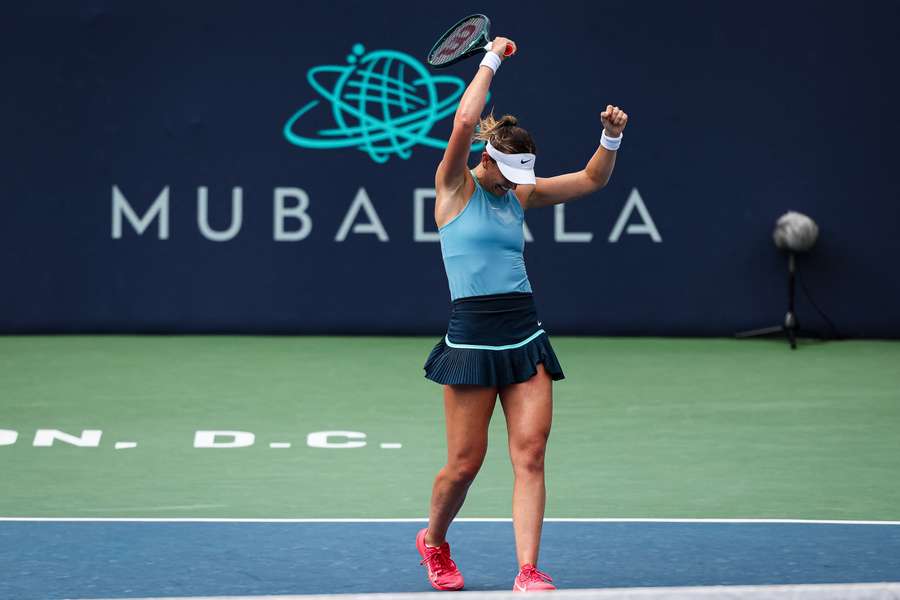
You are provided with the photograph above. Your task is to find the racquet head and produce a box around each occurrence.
[427,14,494,68]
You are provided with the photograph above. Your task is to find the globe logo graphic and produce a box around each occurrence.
[283,44,487,163]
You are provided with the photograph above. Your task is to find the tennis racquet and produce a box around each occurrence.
[426,14,513,69]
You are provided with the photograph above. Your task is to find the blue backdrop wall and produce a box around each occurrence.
[2,1,898,336]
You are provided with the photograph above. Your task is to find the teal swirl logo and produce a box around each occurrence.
[283,43,487,163]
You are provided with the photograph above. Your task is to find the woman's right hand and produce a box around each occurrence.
[491,37,516,60]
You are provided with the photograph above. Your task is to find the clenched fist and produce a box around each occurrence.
[600,105,628,137]
[491,37,517,60]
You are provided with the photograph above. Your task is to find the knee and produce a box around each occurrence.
[444,455,485,485]
[510,434,549,476]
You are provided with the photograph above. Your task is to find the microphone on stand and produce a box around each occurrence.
[736,211,820,350]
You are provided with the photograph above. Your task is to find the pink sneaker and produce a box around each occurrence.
[513,564,556,592]
[416,528,464,591]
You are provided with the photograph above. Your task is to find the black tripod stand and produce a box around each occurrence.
[736,252,803,349]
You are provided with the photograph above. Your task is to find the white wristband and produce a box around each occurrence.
[479,52,502,74]
[601,130,622,151]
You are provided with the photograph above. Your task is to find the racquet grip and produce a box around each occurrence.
[483,41,514,56]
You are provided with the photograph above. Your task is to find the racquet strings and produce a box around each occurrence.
[428,15,488,66]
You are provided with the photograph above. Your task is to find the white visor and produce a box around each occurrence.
[485,142,536,185]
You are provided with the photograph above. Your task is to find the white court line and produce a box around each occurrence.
[1,517,899,525]
[76,582,900,600]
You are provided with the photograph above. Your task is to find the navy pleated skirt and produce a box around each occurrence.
[423,292,565,387]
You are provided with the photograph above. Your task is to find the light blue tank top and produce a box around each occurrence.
[439,171,533,300]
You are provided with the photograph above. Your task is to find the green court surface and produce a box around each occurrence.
[1,336,898,520]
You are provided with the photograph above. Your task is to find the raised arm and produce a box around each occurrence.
[522,105,629,209]
[435,37,517,194]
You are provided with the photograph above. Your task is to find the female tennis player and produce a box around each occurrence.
[417,36,628,592]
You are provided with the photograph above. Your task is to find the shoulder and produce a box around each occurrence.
[513,185,535,211]
[435,169,477,229]
[438,168,476,202]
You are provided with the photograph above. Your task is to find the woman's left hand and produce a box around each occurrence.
[600,105,628,137]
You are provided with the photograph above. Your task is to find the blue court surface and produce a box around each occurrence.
[1,520,899,599]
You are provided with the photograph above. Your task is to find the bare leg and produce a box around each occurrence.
[499,364,553,567]
[425,383,497,546]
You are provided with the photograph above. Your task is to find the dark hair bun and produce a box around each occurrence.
[500,115,518,127]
